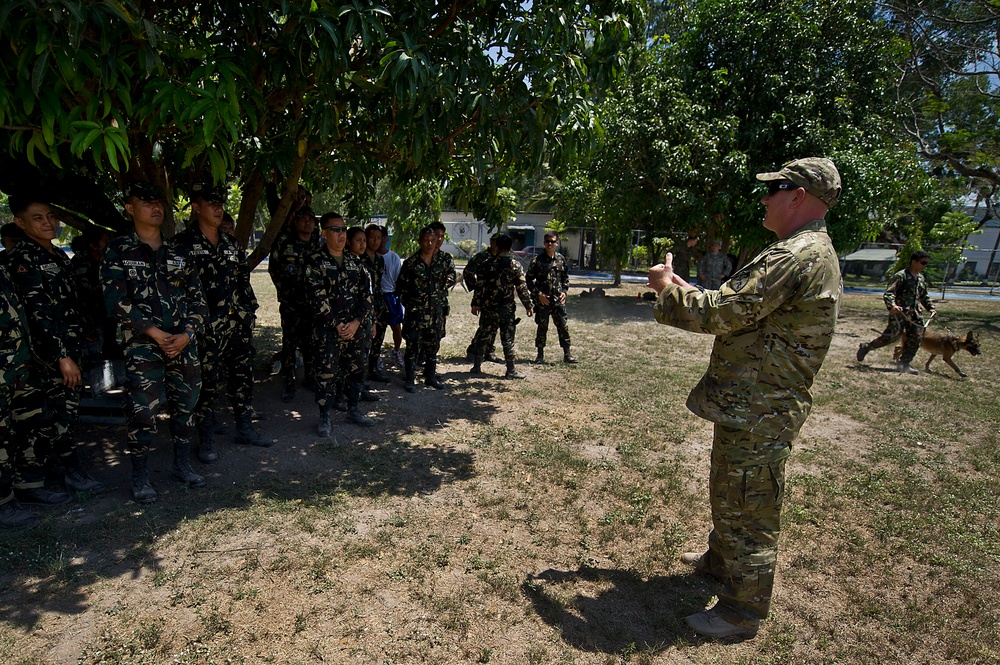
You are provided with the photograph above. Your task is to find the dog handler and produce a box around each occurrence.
[856,250,936,374]
[648,158,842,639]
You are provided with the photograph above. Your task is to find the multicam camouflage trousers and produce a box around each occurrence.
[534,303,571,351]
[123,340,201,459]
[279,301,315,385]
[316,328,367,408]
[197,316,255,419]
[698,424,789,626]
[865,310,924,364]
[472,306,517,362]
[11,363,80,488]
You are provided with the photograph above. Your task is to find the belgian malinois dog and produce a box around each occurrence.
[894,330,981,377]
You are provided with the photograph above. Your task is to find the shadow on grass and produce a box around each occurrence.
[0,370,497,629]
[565,294,656,325]
[523,566,715,653]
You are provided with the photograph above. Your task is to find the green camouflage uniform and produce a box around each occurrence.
[101,230,208,459]
[0,265,32,506]
[471,254,531,362]
[269,232,317,386]
[7,238,87,486]
[464,250,498,357]
[362,251,387,375]
[306,249,372,408]
[398,252,456,366]
[70,250,110,357]
[433,250,456,338]
[174,225,258,419]
[654,219,841,626]
[526,252,572,353]
[698,251,733,289]
[864,268,935,364]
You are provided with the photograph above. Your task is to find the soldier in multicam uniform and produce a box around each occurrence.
[0,262,39,527]
[856,250,936,374]
[101,182,209,503]
[174,184,269,462]
[362,224,391,383]
[469,234,533,379]
[308,214,375,436]
[8,196,104,502]
[270,206,320,402]
[698,240,733,289]
[397,226,456,393]
[526,232,577,364]
[464,234,501,363]
[648,158,843,639]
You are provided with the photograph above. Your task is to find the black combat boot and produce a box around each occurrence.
[63,449,106,493]
[0,499,37,529]
[856,342,870,363]
[470,354,483,375]
[198,411,219,463]
[281,379,296,403]
[533,348,545,364]
[562,347,578,364]
[171,440,206,488]
[504,361,526,379]
[404,357,417,393]
[346,385,375,427]
[424,360,445,389]
[317,405,332,437]
[131,457,157,504]
[235,409,272,447]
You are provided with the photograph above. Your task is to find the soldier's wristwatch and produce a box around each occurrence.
[185,330,196,341]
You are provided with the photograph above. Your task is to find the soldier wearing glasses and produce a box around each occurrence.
[648,158,842,639]
[856,250,936,374]
[526,232,577,364]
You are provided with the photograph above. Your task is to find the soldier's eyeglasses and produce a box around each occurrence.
[766,181,799,195]
[323,226,346,232]
[544,240,558,244]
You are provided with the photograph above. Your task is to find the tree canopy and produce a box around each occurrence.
[0,0,643,264]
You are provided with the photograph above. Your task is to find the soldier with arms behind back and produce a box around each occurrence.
[648,158,842,639]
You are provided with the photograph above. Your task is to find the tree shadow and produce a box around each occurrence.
[522,565,717,653]
[0,375,498,628]
[565,294,656,325]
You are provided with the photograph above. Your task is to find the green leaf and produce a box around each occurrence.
[31,51,49,95]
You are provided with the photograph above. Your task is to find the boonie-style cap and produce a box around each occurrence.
[123,182,165,203]
[190,182,225,204]
[756,157,841,207]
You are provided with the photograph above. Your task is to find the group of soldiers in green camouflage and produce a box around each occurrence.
[0,182,583,529]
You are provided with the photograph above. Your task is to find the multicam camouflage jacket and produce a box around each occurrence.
[8,238,86,364]
[100,230,209,343]
[654,219,841,445]
[462,249,493,292]
[173,225,258,333]
[471,254,532,312]
[362,251,387,318]
[268,232,315,308]
[398,252,455,332]
[0,264,31,381]
[526,252,569,306]
[306,249,373,331]
[883,268,934,315]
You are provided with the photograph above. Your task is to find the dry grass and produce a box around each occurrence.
[0,271,998,664]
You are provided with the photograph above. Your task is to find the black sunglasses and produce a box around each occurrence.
[323,225,347,232]
[544,239,558,244]
[767,181,800,195]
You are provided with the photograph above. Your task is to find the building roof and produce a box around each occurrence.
[843,248,898,262]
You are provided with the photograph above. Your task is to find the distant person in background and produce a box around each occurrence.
[71,226,115,358]
[363,224,391,383]
[671,231,701,282]
[429,220,455,343]
[699,240,732,290]
[379,226,405,368]
[464,234,501,363]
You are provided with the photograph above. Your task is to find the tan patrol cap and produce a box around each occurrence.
[756,157,841,207]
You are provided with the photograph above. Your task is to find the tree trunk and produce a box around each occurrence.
[613,257,622,286]
[236,169,265,250]
[247,147,308,269]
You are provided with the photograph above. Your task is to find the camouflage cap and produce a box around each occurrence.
[756,157,841,207]
[123,182,165,203]
[190,182,225,204]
